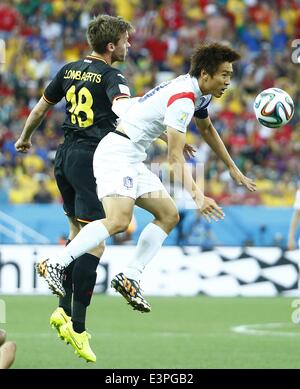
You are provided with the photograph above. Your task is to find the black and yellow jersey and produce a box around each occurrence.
[43,55,130,145]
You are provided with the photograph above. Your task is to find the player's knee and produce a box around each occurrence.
[162,210,180,230]
[109,217,131,234]
[170,212,180,228]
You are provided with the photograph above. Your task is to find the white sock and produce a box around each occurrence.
[48,220,110,267]
[124,223,168,281]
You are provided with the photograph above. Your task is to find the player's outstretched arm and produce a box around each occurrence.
[167,126,224,223]
[228,167,256,192]
[15,97,52,153]
[111,96,137,118]
[195,116,256,192]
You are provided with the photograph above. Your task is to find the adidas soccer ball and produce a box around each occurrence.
[253,88,294,128]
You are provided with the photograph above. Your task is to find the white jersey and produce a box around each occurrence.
[119,74,212,152]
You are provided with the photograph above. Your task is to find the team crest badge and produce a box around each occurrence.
[123,176,133,189]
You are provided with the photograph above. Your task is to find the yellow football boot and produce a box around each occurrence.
[59,321,96,363]
[50,307,71,337]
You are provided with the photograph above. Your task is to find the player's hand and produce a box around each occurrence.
[229,167,256,192]
[200,196,225,223]
[183,144,196,159]
[15,138,32,153]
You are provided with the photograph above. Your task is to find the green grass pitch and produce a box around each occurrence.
[1,295,300,369]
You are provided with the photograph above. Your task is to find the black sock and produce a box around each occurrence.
[59,259,75,317]
[72,253,99,333]
[72,301,86,333]
[59,287,72,317]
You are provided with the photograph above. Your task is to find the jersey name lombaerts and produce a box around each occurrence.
[43,55,130,144]
[120,74,212,151]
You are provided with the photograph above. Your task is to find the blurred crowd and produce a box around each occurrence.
[0,0,300,206]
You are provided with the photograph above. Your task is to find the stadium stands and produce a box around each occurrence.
[0,0,299,207]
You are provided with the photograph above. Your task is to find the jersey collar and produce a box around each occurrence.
[191,75,212,104]
[85,55,108,64]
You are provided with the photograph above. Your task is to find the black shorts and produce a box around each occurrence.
[54,141,105,222]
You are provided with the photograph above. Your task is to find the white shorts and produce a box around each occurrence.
[93,132,168,200]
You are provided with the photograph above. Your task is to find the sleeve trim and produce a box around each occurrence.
[43,94,57,105]
[112,94,130,104]
[194,109,208,120]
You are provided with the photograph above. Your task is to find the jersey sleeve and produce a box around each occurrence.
[43,65,66,105]
[294,190,300,210]
[102,69,131,103]
[163,92,195,132]
[194,96,212,120]
[194,107,208,119]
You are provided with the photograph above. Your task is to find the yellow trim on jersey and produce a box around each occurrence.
[86,55,108,64]
[63,212,91,224]
[112,94,130,104]
[43,94,56,105]
[76,217,91,224]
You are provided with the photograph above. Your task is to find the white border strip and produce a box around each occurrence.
[231,322,300,337]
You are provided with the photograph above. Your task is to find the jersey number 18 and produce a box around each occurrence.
[66,85,94,128]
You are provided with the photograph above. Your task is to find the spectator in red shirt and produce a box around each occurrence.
[0,0,20,34]
[159,0,183,30]
[144,27,169,70]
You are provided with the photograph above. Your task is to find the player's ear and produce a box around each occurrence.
[200,69,209,81]
[107,42,115,52]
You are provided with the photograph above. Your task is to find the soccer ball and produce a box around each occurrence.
[253,88,294,128]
